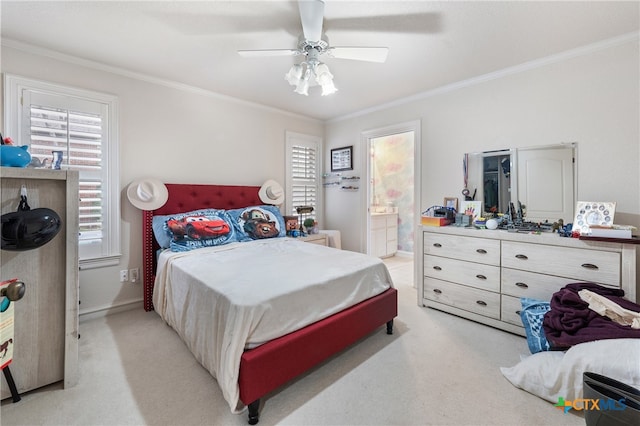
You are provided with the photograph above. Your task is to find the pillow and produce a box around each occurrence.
[165,208,237,252]
[153,210,219,249]
[227,205,286,241]
[520,297,552,354]
[152,214,172,249]
[500,338,640,403]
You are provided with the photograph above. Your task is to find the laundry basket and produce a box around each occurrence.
[583,372,640,426]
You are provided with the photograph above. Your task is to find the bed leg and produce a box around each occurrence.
[247,399,260,425]
[386,319,394,335]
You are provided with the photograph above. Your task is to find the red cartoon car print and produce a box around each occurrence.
[167,215,230,240]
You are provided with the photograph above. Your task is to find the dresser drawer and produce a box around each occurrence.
[501,295,525,327]
[502,241,620,286]
[423,278,500,319]
[424,233,500,265]
[424,254,500,292]
[502,268,599,301]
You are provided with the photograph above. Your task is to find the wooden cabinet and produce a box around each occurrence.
[1,167,79,399]
[371,213,398,258]
[419,226,636,336]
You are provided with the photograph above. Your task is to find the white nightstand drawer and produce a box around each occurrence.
[424,254,500,292]
[424,233,500,265]
[502,241,620,286]
[423,278,500,319]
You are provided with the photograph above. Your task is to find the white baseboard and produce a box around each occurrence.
[80,299,143,323]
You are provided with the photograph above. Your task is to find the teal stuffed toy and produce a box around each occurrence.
[0,132,31,167]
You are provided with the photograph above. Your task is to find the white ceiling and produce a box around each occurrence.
[1,1,638,121]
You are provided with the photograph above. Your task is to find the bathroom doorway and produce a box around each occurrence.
[362,121,420,258]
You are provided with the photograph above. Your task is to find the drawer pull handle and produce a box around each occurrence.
[515,282,529,289]
[433,288,442,294]
[476,274,487,280]
[433,243,442,248]
[515,310,522,315]
[476,300,487,306]
[433,266,442,271]
[515,254,528,260]
[581,263,599,270]
[476,249,487,254]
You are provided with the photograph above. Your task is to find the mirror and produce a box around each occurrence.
[464,143,577,223]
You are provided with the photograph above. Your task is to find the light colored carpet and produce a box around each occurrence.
[1,256,584,425]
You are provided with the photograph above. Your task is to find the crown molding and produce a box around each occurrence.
[330,31,640,123]
[1,38,321,123]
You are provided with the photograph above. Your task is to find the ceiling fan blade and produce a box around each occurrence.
[327,47,389,63]
[298,0,325,43]
[238,49,300,58]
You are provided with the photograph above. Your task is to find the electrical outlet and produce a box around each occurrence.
[119,269,128,282]
[129,268,139,283]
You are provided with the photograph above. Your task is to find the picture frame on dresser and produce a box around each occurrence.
[444,197,458,211]
[460,200,482,221]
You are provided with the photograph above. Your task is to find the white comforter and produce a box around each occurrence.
[153,238,393,412]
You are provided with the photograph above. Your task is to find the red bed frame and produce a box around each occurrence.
[142,183,398,424]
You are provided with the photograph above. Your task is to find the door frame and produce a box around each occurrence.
[360,120,421,256]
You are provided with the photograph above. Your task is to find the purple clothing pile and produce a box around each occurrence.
[543,282,640,350]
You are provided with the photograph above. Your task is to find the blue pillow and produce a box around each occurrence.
[165,209,237,252]
[227,205,286,241]
[152,215,172,249]
[520,297,552,354]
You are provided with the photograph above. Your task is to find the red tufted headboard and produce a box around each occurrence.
[142,183,262,311]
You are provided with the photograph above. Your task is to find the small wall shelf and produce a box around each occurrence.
[323,173,360,191]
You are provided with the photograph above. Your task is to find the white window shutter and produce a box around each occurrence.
[6,74,120,267]
[285,132,322,224]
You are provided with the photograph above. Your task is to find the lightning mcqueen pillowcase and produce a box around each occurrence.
[164,208,238,252]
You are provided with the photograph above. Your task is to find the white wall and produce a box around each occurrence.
[325,37,639,289]
[2,35,638,314]
[0,44,324,318]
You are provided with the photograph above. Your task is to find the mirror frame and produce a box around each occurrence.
[464,143,577,222]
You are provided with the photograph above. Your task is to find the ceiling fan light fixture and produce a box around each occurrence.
[320,79,337,96]
[294,69,310,96]
[314,63,337,96]
[314,63,332,83]
[285,63,304,86]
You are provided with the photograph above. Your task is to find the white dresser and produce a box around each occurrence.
[419,226,637,336]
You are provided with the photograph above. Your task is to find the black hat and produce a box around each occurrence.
[1,208,62,251]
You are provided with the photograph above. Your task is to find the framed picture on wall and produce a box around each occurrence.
[330,146,353,172]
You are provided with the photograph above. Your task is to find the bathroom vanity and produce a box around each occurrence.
[371,212,398,258]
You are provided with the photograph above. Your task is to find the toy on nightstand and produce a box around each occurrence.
[284,216,299,237]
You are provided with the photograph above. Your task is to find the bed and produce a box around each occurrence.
[142,183,398,424]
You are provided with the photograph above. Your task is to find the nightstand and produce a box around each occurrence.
[297,233,328,246]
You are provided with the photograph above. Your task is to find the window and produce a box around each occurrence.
[4,74,120,268]
[285,132,322,224]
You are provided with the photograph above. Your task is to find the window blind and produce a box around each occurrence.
[290,144,317,215]
[29,104,104,243]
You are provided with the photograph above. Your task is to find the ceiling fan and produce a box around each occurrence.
[238,0,389,96]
